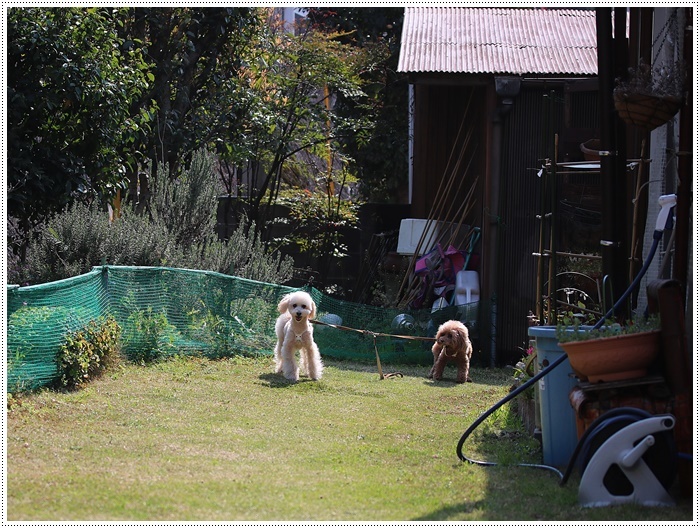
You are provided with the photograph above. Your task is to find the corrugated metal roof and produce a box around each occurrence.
[398,7,597,76]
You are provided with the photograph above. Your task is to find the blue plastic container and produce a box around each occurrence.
[528,326,580,468]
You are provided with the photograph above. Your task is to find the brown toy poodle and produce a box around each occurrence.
[428,320,473,383]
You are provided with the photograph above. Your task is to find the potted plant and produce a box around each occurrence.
[613,58,685,131]
[556,315,661,383]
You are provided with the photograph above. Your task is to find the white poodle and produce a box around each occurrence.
[274,291,323,382]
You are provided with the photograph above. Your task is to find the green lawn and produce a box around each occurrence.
[6,356,694,521]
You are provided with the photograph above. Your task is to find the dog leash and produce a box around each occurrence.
[369,333,404,380]
[310,319,434,342]
[310,319,434,380]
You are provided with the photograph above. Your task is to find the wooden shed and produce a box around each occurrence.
[398,7,600,365]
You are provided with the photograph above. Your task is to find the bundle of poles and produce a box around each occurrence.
[395,93,481,308]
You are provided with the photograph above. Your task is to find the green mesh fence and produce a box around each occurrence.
[7,270,110,393]
[7,265,483,392]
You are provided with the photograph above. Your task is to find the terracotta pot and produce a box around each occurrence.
[579,138,601,161]
[558,330,661,383]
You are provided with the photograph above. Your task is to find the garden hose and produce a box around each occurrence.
[456,220,667,474]
[558,407,676,489]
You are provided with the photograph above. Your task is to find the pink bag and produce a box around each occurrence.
[411,244,466,309]
[414,244,465,287]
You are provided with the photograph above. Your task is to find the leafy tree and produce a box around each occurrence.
[116,7,260,207]
[7,7,152,232]
[306,7,409,203]
[214,11,372,221]
[208,10,377,285]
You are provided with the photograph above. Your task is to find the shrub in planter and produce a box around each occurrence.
[613,59,685,130]
[556,316,661,383]
[556,314,660,343]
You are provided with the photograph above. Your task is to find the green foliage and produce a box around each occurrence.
[8,7,404,296]
[307,7,409,203]
[7,7,152,228]
[14,149,294,286]
[191,218,294,284]
[196,312,233,359]
[184,290,277,359]
[8,7,400,289]
[149,148,295,283]
[57,316,121,389]
[224,12,372,217]
[555,314,660,343]
[7,306,53,378]
[118,7,260,179]
[17,201,182,284]
[511,346,536,400]
[7,6,261,233]
[273,188,360,259]
[122,308,176,364]
[225,295,278,353]
[150,149,219,247]
[7,304,93,391]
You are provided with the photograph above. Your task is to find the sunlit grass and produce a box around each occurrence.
[6,356,693,521]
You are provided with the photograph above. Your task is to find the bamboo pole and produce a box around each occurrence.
[629,140,646,285]
[421,119,476,249]
[546,134,559,323]
[396,130,476,307]
[394,94,476,306]
[446,177,479,249]
[397,161,479,308]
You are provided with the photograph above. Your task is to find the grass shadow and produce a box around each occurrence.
[411,501,481,521]
[422,379,469,388]
[421,369,514,388]
[257,371,323,389]
[313,357,513,388]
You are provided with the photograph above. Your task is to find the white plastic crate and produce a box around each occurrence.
[396,218,471,256]
[398,219,458,255]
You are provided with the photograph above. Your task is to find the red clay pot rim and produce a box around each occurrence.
[558,329,660,348]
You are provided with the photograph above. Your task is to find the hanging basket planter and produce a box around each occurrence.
[613,90,683,131]
[613,40,685,132]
